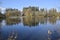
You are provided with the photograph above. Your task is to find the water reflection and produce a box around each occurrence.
[6,18,21,25]
[0,17,60,40]
[38,17,47,24]
[0,19,2,26]
[48,17,57,24]
[0,23,2,40]
[0,17,60,26]
[59,17,60,20]
[23,17,39,26]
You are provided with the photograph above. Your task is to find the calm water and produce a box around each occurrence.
[0,17,60,40]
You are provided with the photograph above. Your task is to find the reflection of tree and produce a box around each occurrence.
[6,18,21,25]
[59,17,60,20]
[0,19,2,26]
[0,19,3,40]
[23,17,39,26]
[48,17,57,24]
[39,17,47,24]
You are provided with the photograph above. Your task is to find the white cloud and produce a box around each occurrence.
[0,7,6,14]
[0,7,5,11]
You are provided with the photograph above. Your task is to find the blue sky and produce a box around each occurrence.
[0,0,60,10]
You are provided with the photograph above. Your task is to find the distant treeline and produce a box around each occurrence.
[0,6,60,19]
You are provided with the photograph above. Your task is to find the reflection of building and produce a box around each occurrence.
[23,17,39,26]
[6,18,21,25]
[23,6,39,16]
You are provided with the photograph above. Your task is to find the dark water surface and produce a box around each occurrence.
[0,17,60,40]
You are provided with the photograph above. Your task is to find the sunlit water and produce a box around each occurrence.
[0,17,60,40]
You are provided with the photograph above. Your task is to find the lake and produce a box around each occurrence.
[0,17,60,40]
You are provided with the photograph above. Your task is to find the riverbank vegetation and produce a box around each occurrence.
[0,6,60,19]
[0,11,5,19]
